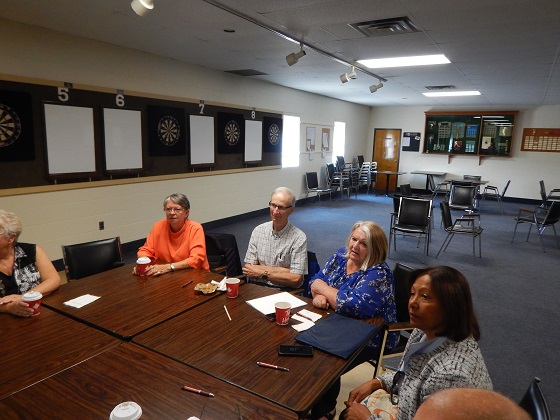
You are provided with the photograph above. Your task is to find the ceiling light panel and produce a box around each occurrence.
[358,54,450,69]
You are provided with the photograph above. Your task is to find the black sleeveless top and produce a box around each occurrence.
[0,243,38,296]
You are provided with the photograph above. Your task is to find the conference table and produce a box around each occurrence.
[42,264,225,340]
[375,170,407,196]
[0,342,297,419]
[0,306,120,400]
[134,283,381,418]
[410,170,447,192]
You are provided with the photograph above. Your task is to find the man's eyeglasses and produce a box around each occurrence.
[269,202,292,212]
[164,207,185,213]
[390,370,405,405]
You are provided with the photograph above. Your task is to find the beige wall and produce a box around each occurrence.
[0,19,370,260]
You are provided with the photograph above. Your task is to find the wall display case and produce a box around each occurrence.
[423,111,517,162]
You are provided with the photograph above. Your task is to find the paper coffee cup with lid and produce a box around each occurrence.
[22,291,42,316]
[136,257,151,276]
[110,401,142,420]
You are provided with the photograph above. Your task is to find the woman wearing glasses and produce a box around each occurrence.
[0,209,60,316]
[306,221,397,420]
[134,193,209,276]
[341,266,492,420]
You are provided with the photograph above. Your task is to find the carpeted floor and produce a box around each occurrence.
[206,191,560,416]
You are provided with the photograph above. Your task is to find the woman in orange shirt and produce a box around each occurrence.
[134,194,210,276]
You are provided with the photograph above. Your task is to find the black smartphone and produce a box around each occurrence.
[264,313,276,322]
[278,344,314,357]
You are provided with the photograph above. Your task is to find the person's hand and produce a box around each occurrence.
[0,295,34,317]
[145,263,169,276]
[242,263,266,279]
[310,278,328,295]
[342,401,372,420]
[312,294,329,309]
[347,380,377,404]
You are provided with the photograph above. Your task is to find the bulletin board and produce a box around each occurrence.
[103,108,143,171]
[521,128,560,152]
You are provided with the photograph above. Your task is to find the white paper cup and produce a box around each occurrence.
[110,401,142,420]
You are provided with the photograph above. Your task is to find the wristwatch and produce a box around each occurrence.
[170,263,175,272]
[260,271,269,281]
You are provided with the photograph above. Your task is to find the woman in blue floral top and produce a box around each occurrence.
[306,221,397,420]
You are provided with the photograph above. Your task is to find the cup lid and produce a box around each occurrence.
[225,277,240,283]
[136,257,151,264]
[110,402,142,420]
[22,291,42,301]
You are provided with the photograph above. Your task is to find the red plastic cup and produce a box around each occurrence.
[275,301,291,326]
[22,291,42,316]
[226,278,241,298]
[136,257,151,276]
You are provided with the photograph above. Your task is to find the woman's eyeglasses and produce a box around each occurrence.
[390,370,405,405]
[269,202,292,212]
[164,207,185,214]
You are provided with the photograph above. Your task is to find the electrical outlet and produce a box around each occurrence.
[99,221,104,230]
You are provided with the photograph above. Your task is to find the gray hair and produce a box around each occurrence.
[272,187,296,206]
[163,193,191,210]
[0,209,23,241]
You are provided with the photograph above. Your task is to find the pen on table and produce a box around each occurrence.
[224,305,232,321]
[181,385,215,397]
[257,361,289,372]
[295,311,315,322]
[180,280,193,288]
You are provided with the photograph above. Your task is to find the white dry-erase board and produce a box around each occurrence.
[44,104,96,175]
[189,115,215,165]
[245,120,262,162]
[103,108,143,171]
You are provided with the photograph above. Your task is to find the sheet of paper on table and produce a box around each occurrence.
[63,294,100,308]
[246,291,307,315]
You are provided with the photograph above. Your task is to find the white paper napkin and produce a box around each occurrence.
[211,277,227,292]
[63,294,100,308]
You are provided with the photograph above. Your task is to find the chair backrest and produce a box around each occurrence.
[357,155,364,168]
[305,172,319,190]
[518,377,551,420]
[301,251,320,298]
[540,180,548,204]
[393,262,414,322]
[449,185,477,207]
[451,180,474,187]
[336,155,345,171]
[502,180,511,197]
[400,183,413,196]
[543,201,560,226]
[439,201,453,230]
[326,163,336,184]
[397,197,432,227]
[463,174,482,181]
[204,232,243,277]
[62,237,123,280]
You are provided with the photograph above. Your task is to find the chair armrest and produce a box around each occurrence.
[387,322,413,331]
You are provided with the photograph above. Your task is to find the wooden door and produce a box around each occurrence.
[372,129,402,194]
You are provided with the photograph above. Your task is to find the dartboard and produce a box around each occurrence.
[224,120,240,146]
[0,104,22,147]
[158,115,180,146]
[268,123,280,145]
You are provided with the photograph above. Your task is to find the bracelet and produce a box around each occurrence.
[375,376,386,391]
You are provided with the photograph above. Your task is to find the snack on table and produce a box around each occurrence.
[194,282,218,294]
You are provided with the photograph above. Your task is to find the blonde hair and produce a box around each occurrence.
[344,221,388,270]
[0,209,23,241]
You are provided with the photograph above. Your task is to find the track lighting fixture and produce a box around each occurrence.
[286,43,306,66]
[131,0,154,16]
[340,67,357,83]
[369,81,383,93]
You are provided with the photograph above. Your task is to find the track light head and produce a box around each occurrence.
[286,44,306,66]
[340,67,357,83]
[369,82,383,93]
[131,0,154,16]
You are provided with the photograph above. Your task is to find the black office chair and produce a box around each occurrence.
[399,183,414,196]
[511,201,560,252]
[448,184,477,213]
[388,197,432,256]
[304,171,332,202]
[62,237,124,280]
[481,180,510,214]
[300,251,320,298]
[205,232,243,277]
[370,262,415,376]
[518,377,551,420]
[539,180,560,207]
[437,201,483,260]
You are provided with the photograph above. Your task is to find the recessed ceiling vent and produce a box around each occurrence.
[350,17,420,37]
[226,69,267,77]
[425,85,457,90]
